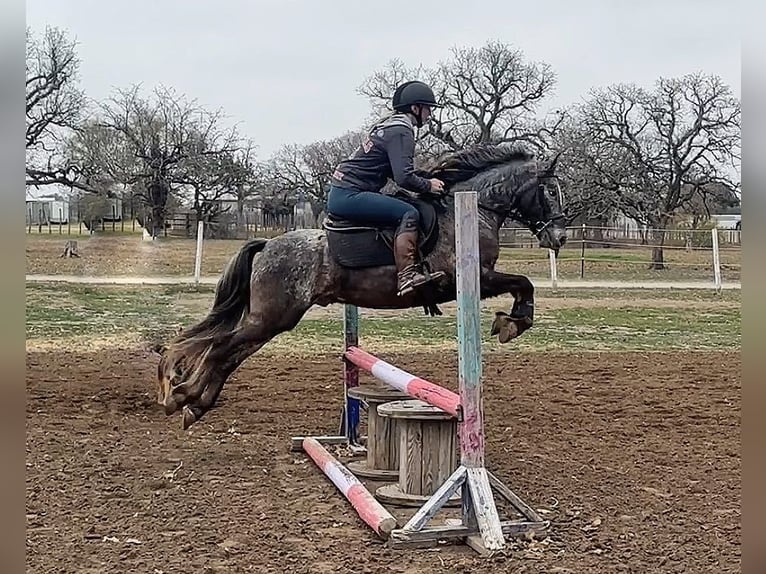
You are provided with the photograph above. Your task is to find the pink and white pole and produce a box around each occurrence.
[302,437,397,538]
[344,346,462,419]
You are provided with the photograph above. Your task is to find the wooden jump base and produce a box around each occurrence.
[297,191,548,554]
[302,437,397,538]
[346,385,409,480]
[374,399,461,508]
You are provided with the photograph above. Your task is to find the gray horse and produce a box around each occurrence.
[154,144,567,429]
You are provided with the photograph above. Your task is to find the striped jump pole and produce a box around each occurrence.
[302,437,397,539]
[344,346,462,419]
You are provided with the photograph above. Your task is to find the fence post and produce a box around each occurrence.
[194,220,204,284]
[711,226,722,292]
[548,249,558,289]
[580,223,586,278]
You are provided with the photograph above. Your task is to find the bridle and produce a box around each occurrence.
[508,176,566,238]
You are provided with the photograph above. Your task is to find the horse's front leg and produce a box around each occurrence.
[480,269,535,343]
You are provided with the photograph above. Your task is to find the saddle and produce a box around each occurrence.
[323,194,441,269]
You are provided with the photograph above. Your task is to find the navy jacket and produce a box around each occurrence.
[331,113,432,195]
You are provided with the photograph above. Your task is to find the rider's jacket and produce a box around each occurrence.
[330,113,432,195]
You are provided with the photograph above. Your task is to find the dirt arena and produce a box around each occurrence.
[26,348,740,573]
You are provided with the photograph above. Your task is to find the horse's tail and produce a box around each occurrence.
[210,238,267,321]
[180,238,268,341]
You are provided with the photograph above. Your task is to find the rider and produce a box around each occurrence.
[327,80,446,297]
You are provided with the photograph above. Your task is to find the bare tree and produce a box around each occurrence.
[224,142,260,234]
[266,131,363,222]
[549,114,625,247]
[565,73,740,267]
[64,120,134,188]
[67,85,240,237]
[26,26,87,189]
[359,41,563,153]
[681,181,740,228]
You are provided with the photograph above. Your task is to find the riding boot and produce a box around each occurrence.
[394,226,445,296]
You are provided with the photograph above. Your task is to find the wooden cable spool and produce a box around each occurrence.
[374,399,460,507]
[346,385,409,480]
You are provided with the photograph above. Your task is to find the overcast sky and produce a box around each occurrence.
[26,0,741,158]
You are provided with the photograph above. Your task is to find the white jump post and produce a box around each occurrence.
[455,189,505,549]
[548,249,558,289]
[194,220,204,285]
[289,304,359,452]
[711,226,722,292]
[387,190,547,554]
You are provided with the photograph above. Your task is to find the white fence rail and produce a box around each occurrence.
[25,224,741,290]
[493,224,740,290]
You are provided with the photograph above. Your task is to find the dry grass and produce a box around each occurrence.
[26,232,742,283]
[496,245,741,282]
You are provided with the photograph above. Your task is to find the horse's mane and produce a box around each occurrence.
[416,143,535,186]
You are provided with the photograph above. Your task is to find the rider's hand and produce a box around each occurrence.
[429,178,445,193]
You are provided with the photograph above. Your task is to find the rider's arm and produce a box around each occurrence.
[384,127,432,194]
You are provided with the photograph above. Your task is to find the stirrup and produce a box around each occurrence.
[420,260,446,283]
[397,265,444,297]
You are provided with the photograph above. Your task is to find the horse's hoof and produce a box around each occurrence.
[499,320,519,343]
[164,398,179,416]
[181,406,197,430]
[490,313,519,343]
[490,312,506,336]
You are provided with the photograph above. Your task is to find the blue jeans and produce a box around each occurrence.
[326,185,419,229]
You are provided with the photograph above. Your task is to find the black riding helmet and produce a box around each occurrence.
[392,81,442,126]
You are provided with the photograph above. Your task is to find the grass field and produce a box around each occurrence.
[26,232,742,283]
[25,283,741,355]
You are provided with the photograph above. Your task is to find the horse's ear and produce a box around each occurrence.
[545,150,563,175]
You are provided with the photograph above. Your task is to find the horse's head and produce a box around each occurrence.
[151,327,204,416]
[422,145,568,251]
[509,152,568,252]
[152,341,185,413]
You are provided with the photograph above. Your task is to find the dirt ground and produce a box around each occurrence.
[26,349,740,573]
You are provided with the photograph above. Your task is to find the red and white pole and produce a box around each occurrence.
[344,346,462,419]
[302,437,397,538]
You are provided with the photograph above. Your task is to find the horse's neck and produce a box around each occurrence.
[478,206,506,234]
[445,161,533,232]
[445,193,506,235]
[472,185,517,232]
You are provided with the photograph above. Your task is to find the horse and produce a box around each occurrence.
[154,143,568,430]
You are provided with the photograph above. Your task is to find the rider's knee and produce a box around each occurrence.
[399,209,420,231]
